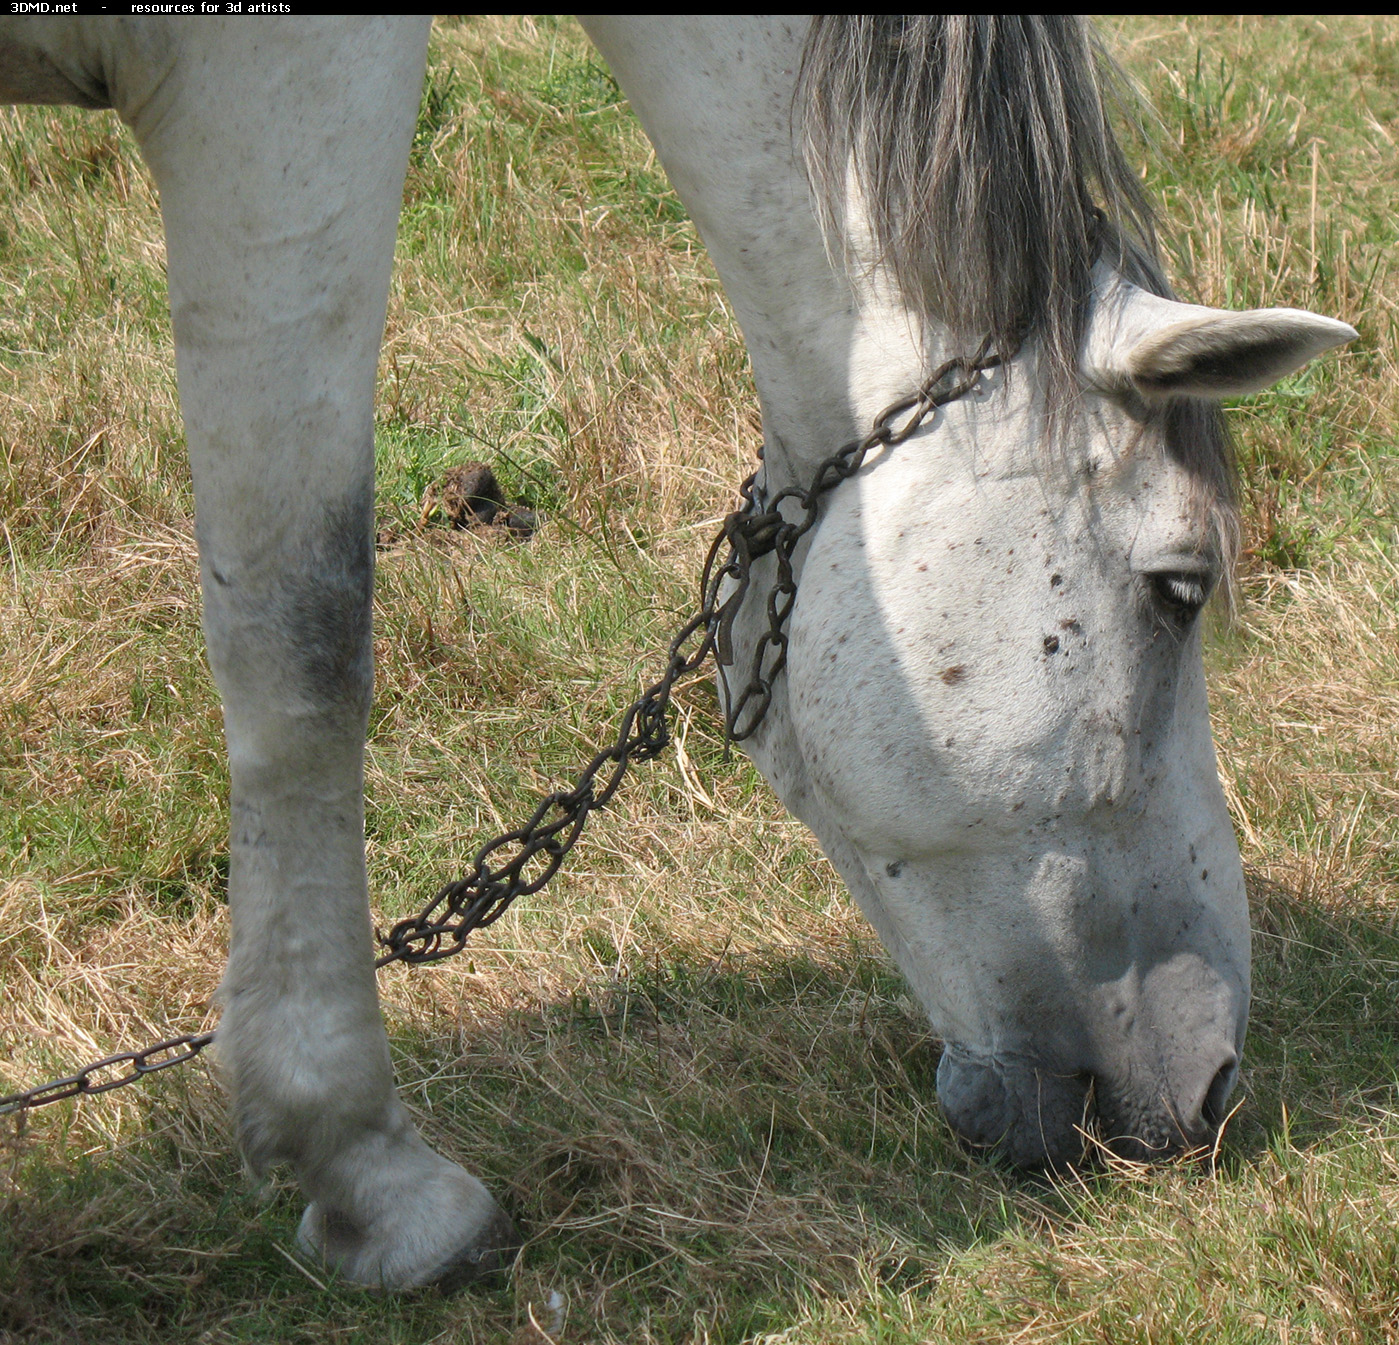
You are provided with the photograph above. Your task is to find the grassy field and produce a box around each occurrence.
[2,14,1399,1343]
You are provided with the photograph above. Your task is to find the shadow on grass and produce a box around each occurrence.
[0,944,1015,1344]
[389,944,1031,1342]
[1223,866,1399,1159]
[4,891,1399,1343]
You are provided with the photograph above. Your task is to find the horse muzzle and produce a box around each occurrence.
[935,1037,1241,1168]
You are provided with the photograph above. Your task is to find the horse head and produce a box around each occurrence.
[766,275,1353,1165]
[584,14,1359,1170]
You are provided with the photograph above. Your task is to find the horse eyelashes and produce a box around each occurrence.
[1145,571,1211,623]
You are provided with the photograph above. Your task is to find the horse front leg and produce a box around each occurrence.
[203,483,515,1291]
[118,18,515,1289]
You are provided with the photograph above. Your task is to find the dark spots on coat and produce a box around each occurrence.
[1059,618,1082,633]
[940,664,967,685]
[885,860,905,878]
[283,487,375,714]
[1043,635,1060,654]
[1201,869,1209,881]
[1050,573,1062,587]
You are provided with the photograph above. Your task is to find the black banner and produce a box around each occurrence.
[5,4,319,13]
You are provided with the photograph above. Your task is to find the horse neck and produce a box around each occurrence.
[579,17,944,500]
[751,301,974,505]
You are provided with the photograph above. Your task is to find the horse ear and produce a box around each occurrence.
[1125,308,1357,399]
[1086,280,1356,401]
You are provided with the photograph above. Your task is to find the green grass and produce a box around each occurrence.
[3,14,1399,1343]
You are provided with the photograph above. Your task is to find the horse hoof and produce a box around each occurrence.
[427,1206,521,1293]
[296,1174,520,1292]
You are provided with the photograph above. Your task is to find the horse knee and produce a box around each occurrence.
[201,487,375,740]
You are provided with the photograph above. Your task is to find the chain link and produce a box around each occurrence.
[1,344,1004,1117]
[0,1032,216,1119]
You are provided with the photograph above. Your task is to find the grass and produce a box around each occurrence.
[2,13,1399,1343]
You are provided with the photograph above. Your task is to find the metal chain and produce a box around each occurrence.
[0,343,1004,1118]
[374,339,1003,965]
[0,1032,216,1120]
[715,339,1002,740]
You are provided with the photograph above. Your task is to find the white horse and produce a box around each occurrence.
[0,16,1354,1290]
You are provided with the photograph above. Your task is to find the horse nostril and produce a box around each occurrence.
[1200,1056,1238,1129]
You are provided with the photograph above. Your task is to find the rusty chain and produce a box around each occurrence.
[0,1033,216,1121]
[1,342,1004,1119]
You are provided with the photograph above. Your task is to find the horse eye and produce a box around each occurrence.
[1145,570,1211,623]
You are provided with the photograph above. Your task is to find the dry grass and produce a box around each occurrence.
[2,13,1399,1344]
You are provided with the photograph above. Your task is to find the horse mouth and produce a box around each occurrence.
[936,1043,1240,1169]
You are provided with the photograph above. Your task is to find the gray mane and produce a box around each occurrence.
[796,14,1235,540]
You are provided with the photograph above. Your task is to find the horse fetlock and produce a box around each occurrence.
[218,994,394,1172]
[230,1053,519,1291]
[229,1073,390,1177]
[296,1130,518,1291]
